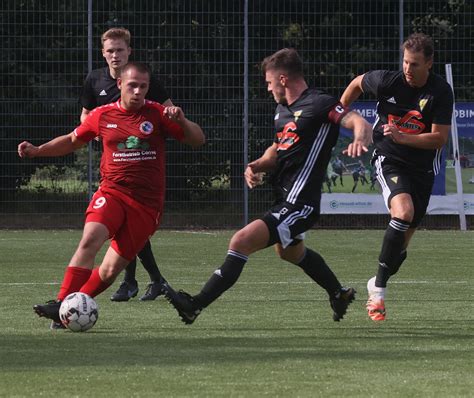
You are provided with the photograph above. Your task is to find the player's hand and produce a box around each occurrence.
[18,141,39,158]
[164,106,185,124]
[244,162,265,189]
[342,140,368,158]
[383,123,402,143]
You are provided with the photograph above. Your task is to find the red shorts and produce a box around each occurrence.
[85,187,162,261]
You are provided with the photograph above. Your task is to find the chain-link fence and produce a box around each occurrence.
[1,0,473,229]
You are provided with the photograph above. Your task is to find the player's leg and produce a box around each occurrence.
[137,240,168,301]
[351,173,358,192]
[82,198,158,299]
[33,221,110,326]
[273,220,355,321]
[80,246,130,298]
[368,160,415,321]
[110,257,139,302]
[163,219,270,324]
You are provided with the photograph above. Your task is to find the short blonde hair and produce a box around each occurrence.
[101,27,131,48]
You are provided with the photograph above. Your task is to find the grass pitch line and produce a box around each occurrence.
[1,280,468,286]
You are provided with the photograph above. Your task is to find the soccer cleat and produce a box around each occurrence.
[50,320,66,330]
[33,300,62,323]
[366,297,386,321]
[329,287,356,321]
[139,278,167,301]
[110,280,139,302]
[162,282,201,325]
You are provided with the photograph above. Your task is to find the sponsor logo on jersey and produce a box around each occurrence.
[276,121,300,150]
[293,110,303,122]
[387,97,396,104]
[140,121,154,135]
[387,110,425,134]
[99,89,107,96]
[117,136,150,151]
[106,123,117,128]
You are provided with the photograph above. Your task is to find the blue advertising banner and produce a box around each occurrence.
[341,102,474,195]
[340,102,474,138]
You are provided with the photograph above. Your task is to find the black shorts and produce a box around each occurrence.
[373,155,434,227]
[260,201,320,248]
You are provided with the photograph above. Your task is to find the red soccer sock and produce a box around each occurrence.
[79,267,112,298]
[57,266,92,301]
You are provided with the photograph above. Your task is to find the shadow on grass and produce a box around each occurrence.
[2,322,471,370]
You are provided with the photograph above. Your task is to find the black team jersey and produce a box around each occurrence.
[362,70,453,175]
[271,88,349,206]
[80,66,169,110]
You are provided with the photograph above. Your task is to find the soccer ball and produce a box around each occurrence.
[59,292,99,332]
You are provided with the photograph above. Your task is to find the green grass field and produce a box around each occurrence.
[1,230,473,397]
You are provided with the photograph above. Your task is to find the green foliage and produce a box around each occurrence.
[2,0,473,205]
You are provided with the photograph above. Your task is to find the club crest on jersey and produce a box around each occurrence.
[140,121,154,135]
[419,99,428,111]
[387,110,425,134]
[293,110,303,122]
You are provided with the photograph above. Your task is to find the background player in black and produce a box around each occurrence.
[332,155,348,186]
[340,33,453,321]
[80,28,173,302]
[163,48,371,325]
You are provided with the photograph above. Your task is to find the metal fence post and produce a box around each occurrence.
[243,0,249,226]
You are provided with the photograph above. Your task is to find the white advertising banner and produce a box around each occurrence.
[320,193,474,215]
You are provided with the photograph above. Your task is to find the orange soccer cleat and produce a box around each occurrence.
[366,297,386,321]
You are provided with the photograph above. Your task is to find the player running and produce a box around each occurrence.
[80,27,174,302]
[340,33,453,321]
[163,48,371,325]
[19,62,205,329]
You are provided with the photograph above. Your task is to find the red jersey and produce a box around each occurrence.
[74,100,184,209]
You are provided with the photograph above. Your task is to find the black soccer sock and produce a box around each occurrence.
[137,240,163,282]
[375,218,410,287]
[390,249,408,276]
[194,249,248,308]
[296,248,342,296]
[123,258,137,284]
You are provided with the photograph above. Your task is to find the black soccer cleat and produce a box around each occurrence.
[110,280,139,302]
[162,282,202,325]
[33,299,62,323]
[330,287,356,322]
[50,320,67,330]
[139,278,167,301]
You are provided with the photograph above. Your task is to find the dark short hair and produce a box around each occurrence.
[402,33,434,59]
[261,48,304,78]
[119,62,151,80]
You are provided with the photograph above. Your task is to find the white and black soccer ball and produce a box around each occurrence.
[59,292,99,332]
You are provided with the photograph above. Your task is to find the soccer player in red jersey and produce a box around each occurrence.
[81,27,174,302]
[18,62,205,329]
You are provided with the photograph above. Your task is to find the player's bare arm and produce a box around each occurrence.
[245,143,278,189]
[341,111,372,157]
[18,132,87,158]
[164,106,205,148]
[383,123,450,150]
[340,74,365,106]
[80,108,91,123]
